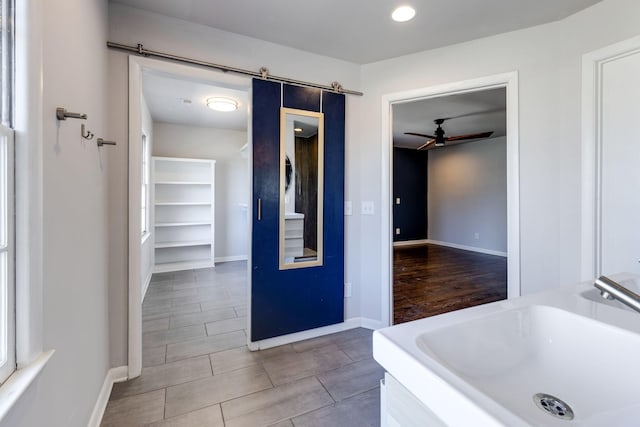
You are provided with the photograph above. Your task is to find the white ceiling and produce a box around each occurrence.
[142,71,249,129]
[112,0,600,64]
[393,87,506,150]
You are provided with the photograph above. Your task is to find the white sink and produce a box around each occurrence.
[418,305,640,425]
[374,279,640,426]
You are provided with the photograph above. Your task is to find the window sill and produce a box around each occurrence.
[0,350,55,422]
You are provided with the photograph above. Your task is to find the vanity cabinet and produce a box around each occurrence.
[381,373,447,427]
[152,156,215,272]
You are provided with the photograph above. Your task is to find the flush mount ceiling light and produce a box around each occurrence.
[206,97,238,112]
[392,5,416,22]
[294,127,303,133]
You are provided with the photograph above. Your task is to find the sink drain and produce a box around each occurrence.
[533,393,574,420]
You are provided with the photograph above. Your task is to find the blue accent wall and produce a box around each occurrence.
[251,79,345,341]
[393,147,428,242]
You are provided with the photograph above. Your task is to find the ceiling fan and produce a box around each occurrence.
[405,118,494,150]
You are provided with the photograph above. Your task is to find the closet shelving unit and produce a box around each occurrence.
[152,156,215,273]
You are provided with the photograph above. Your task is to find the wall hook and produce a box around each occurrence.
[81,124,94,140]
[97,138,117,147]
[56,107,87,121]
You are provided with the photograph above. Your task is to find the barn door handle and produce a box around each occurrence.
[257,198,262,221]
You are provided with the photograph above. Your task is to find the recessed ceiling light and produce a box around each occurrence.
[294,127,303,133]
[392,5,416,22]
[206,97,238,112]
[180,98,192,105]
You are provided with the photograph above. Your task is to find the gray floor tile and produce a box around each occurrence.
[200,296,247,311]
[166,330,246,363]
[209,346,258,375]
[234,305,247,317]
[205,316,247,336]
[291,334,336,353]
[170,307,236,329]
[143,303,201,321]
[105,263,382,427]
[165,365,272,418]
[268,421,294,427]
[146,282,176,293]
[111,355,212,399]
[142,324,206,348]
[338,334,374,361]
[261,343,352,386]
[221,376,334,427]
[143,317,171,333]
[143,345,167,368]
[316,358,384,401]
[171,290,230,306]
[147,404,224,427]
[144,288,199,302]
[255,344,296,361]
[291,388,380,427]
[101,389,165,427]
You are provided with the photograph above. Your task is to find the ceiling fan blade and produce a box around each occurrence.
[405,132,437,139]
[445,131,494,142]
[417,139,435,150]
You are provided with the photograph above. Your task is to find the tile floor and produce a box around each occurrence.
[101,261,383,427]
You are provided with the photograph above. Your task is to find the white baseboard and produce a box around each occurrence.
[426,239,507,257]
[247,317,384,351]
[141,270,153,301]
[215,255,248,263]
[88,366,128,427]
[358,317,388,330]
[393,239,429,247]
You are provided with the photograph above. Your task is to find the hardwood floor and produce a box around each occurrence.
[393,243,507,324]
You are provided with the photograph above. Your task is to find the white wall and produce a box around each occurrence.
[1,0,111,426]
[107,3,362,366]
[428,137,507,253]
[152,123,249,262]
[357,0,640,324]
[140,94,154,297]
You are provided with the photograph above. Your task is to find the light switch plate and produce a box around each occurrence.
[344,201,352,216]
[361,201,375,215]
[344,282,352,298]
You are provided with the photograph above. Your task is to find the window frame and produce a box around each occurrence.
[0,125,13,385]
[0,0,15,385]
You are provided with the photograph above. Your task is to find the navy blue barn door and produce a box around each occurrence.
[251,79,345,341]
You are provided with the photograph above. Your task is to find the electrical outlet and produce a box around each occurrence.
[395,197,401,205]
[344,201,352,216]
[344,282,352,298]
[395,228,401,235]
[361,201,375,215]
[474,232,480,240]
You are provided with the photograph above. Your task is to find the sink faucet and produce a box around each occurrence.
[594,275,640,314]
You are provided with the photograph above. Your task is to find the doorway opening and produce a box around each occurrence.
[392,87,507,323]
[381,73,520,326]
[128,56,251,377]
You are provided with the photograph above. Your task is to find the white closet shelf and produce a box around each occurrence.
[155,221,212,227]
[154,259,213,273]
[154,181,211,185]
[155,202,211,206]
[155,240,211,249]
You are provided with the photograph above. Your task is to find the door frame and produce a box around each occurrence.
[380,72,521,326]
[127,55,251,378]
[581,35,640,281]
